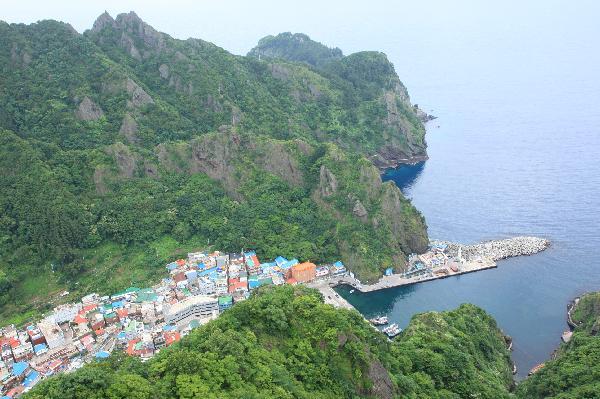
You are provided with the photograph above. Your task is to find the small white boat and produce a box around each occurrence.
[349,289,355,293]
[369,316,389,325]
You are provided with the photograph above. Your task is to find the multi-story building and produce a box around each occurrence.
[291,262,317,283]
[197,277,216,295]
[37,317,65,350]
[163,295,219,324]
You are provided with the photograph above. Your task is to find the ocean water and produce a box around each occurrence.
[331,2,600,379]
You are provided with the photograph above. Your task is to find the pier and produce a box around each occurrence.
[307,280,356,310]
[322,236,550,294]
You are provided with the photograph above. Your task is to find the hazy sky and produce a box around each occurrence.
[3,0,599,109]
[3,0,598,56]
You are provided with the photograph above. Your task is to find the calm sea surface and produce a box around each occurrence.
[332,3,600,379]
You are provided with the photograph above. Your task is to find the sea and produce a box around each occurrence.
[327,2,600,379]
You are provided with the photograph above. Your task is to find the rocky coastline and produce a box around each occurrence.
[370,152,428,171]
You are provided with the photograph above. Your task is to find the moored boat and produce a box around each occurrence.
[382,323,402,338]
[369,316,388,325]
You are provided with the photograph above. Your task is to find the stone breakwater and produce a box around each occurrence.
[432,236,550,262]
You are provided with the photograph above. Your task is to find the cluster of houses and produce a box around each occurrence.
[404,243,462,278]
[0,250,347,398]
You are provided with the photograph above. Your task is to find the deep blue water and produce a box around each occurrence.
[334,5,600,378]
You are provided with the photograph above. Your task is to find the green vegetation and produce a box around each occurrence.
[0,12,428,322]
[26,285,514,399]
[248,32,343,68]
[515,292,600,398]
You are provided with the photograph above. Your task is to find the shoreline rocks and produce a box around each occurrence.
[431,236,550,262]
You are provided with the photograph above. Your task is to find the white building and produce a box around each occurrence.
[215,278,228,295]
[52,303,82,324]
[38,317,66,350]
[163,295,219,324]
[197,277,216,295]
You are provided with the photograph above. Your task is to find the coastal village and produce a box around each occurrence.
[0,250,349,398]
[0,236,549,397]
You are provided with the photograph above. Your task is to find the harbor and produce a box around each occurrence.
[321,236,550,294]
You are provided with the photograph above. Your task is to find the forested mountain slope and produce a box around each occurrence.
[26,285,515,399]
[0,12,427,322]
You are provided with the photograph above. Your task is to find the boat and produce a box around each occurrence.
[349,289,355,293]
[382,323,402,338]
[369,316,388,326]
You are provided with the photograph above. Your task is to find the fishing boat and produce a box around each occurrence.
[369,316,388,326]
[349,289,355,293]
[382,323,402,338]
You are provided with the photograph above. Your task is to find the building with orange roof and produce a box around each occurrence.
[227,278,248,294]
[164,331,181,347]
[116,308,128,320]
[291,262,316,283]
[126,339,139,356]
[82,304,98,313]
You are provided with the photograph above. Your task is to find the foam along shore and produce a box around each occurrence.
[331,236,550,293]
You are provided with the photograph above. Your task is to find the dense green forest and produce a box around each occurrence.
[25,285,515,399]
[515,292,600,398]
[0,12,429,323]
[23,285,600,398]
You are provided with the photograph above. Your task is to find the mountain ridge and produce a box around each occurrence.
[0,11,427,321]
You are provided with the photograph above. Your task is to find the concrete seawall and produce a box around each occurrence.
[324,236,550,294]
[432,236,550,262]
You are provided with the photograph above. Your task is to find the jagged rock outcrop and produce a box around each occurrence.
[352,199,368,221]
[119,113,139,144]
[319,166,338,197]
[75,96,104,121]
[250,140,304,187]
[126,78,154,108]
[158,63,169,79]
[413,104,436,123]
[269,63,292,80]
[105,142,138,178]
[366,359,394,399]
[380,183,428,254]
[91,11,116,33]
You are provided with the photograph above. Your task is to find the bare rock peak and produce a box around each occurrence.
[92,11,116,32]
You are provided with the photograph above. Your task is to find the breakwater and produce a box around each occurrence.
[331,236,550,293]
[432,236,550,262]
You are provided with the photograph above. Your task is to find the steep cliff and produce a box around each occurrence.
[0,12,428,317]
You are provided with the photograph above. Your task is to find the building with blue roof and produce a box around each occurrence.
[166,262,178,271]
[95,351,110,359]
[280,259,299,270]
[33,343,48,354]
[331,261,347,275]
[274,256,288,266]
[12,361,29,377]
[22,370,40,387]
[111,300,125,309]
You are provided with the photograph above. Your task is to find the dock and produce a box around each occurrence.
[320,236,549,294]
[307,280,356,310]
[325,257,497,293]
